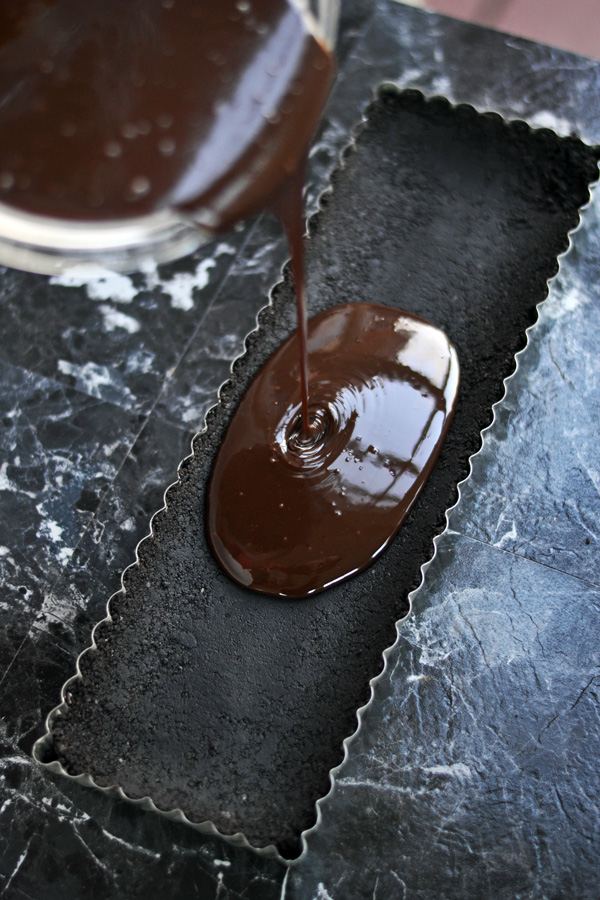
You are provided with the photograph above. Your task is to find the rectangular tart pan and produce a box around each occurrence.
[34,87,599,859]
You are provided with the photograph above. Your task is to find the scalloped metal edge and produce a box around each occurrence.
[32,83,599,867]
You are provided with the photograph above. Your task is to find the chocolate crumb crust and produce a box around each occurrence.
[44,89,599,857]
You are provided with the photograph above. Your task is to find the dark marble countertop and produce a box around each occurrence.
[1,2,599,898]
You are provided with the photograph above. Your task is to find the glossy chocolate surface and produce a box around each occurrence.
[208,303,459,597]
[0,0,332,225]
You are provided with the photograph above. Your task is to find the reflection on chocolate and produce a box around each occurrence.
[207,303,459,597]
[0,0,333,226]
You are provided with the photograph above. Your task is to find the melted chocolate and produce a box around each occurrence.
[0,0,333,226]
[0,0,457,598]
[270,165,313,433]
[207,303,459,597]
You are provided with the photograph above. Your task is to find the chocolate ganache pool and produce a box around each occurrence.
[207,303,459,597]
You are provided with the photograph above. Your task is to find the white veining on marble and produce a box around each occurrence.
[527,109,577,136]
[49,242,238,315]
[160,258,217,311]
[315,884,336,900]
[0,461,36,498]
[57,360,137,406]
[50,265,139,303]
[98,305,141,333]
[423,763,473,779]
